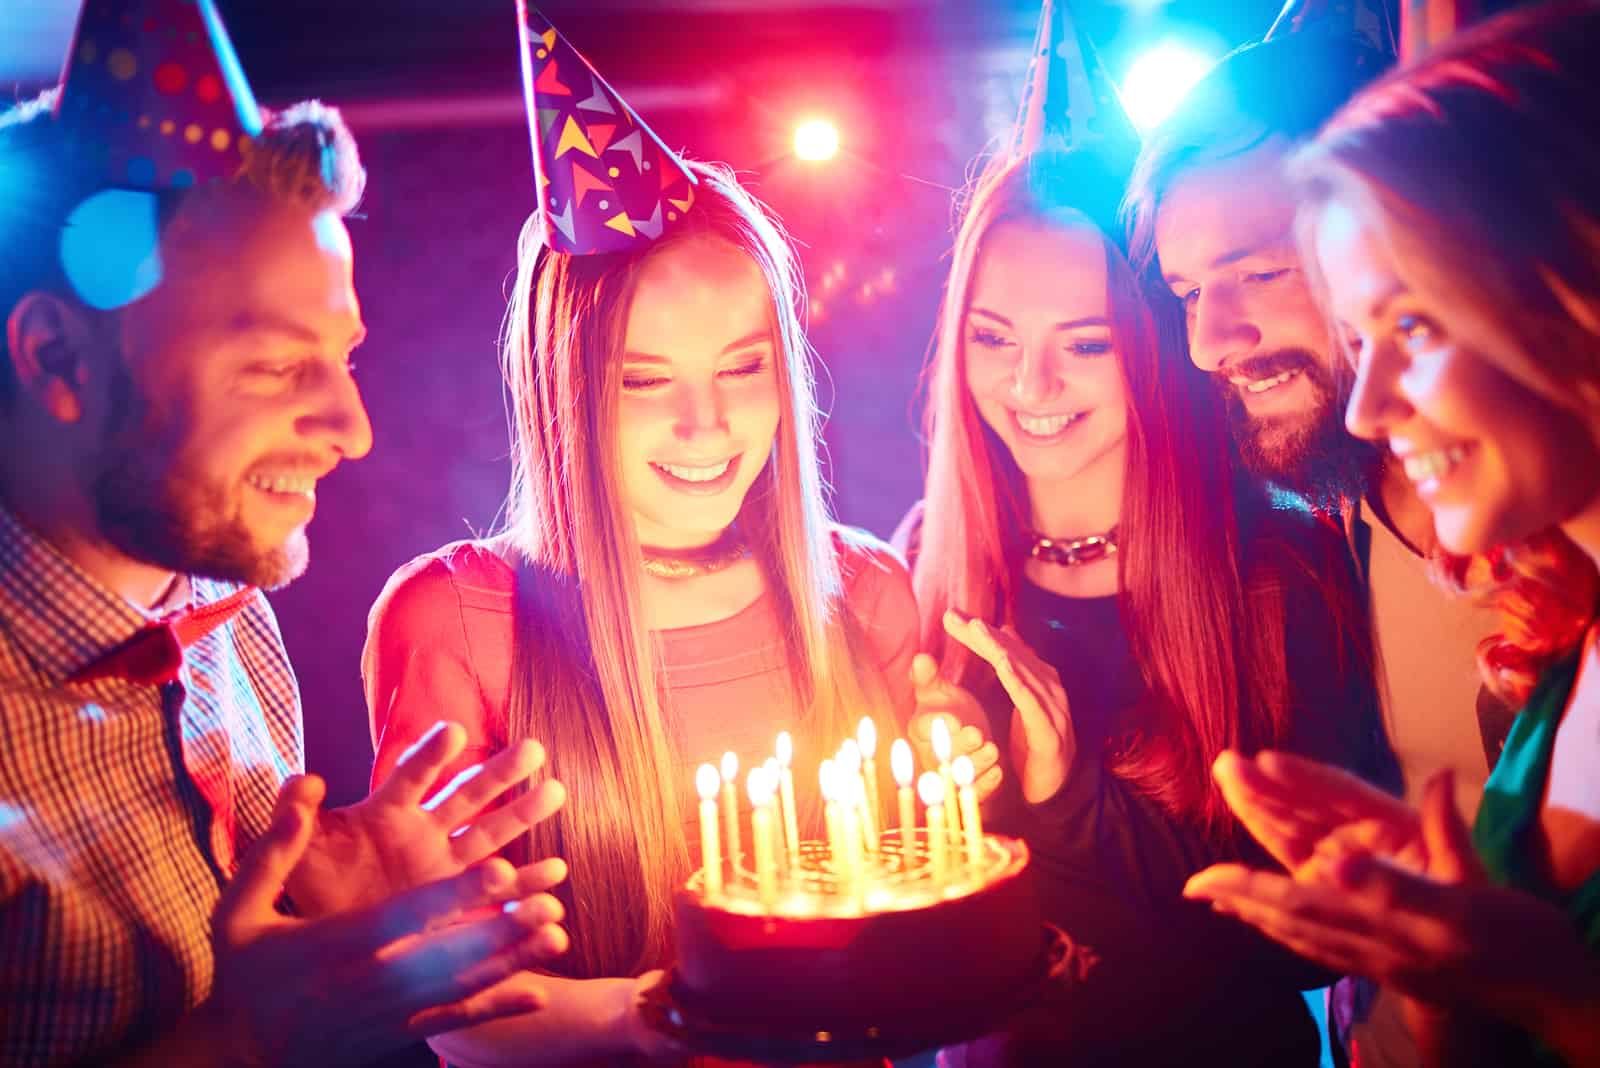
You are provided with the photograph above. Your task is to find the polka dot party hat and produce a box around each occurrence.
[55,0,263,193]
[1264,0,1399,57]
[1008,0,1139,161]
[517,1,699,255]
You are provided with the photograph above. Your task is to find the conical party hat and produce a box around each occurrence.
[52,0,264,311]
[517,2,698,255]
[1264,0,1399,56]
[1009,0,1139,160]
[55,0,263,192]
[1399,0,1488,60]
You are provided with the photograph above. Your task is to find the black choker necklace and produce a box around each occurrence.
[640,532,751,580]
[1027,527,1119,567]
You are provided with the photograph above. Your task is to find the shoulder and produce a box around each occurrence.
[831,524,918,633]
[888,500,926,569]
[368,539,516,639]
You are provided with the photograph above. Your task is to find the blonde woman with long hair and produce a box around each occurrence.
[361,14,916,1065]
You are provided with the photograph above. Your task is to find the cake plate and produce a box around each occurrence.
[639,922,1072,1064]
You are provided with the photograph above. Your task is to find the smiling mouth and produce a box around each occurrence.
[246,472,319,498]
[1012,410,1089,439]
[652,458,735,483]
[1231,368,1302,395]
[1400,444,1469,485]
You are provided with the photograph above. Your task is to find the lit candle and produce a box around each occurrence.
[776,732,801,870]
[838,775,865,907]
[918,771,949,890]
[838,740,876,853]
[820,758,843,879]
[696,763,723,897]
[891,738,916,855]
[747,766,778,911]
[952,754,984,872]
[858,717,883,839]
[930,717,961,849]
[720,751,742,875]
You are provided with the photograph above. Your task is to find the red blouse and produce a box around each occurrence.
[363,528,919,805]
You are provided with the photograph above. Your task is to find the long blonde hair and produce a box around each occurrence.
[1291,1,1600,707]
[498,161,878,977]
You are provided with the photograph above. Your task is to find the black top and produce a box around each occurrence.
[895,498,1394,1067]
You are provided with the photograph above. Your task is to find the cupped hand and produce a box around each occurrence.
[941,610,1073,803]
[908,653,1003,802]
[289,720,569,918]
[208,774,571,1066]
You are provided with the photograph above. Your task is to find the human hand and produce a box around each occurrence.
[908,654,1003,802]
[289,720,568,918]
[618,969,689,1063]
[941,610,1073,804]
[207,774,570,1067]
[1184,772,1592,1029]
[1212,749,1423,874]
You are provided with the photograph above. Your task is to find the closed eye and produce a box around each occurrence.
[967,329,1016,350]
[720,358,769,379]
[1244,268,1293,285]
[622,374,669,390]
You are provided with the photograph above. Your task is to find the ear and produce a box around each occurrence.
[5,293,99,425]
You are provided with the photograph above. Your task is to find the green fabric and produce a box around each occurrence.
[1471,651,1600,1066]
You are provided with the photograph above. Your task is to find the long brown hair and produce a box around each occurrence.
[915,149,1320,839]
[1291,1,1600,707]
[497,161,879,978]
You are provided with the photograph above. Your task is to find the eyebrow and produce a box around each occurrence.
[623,329,773,364]
[968,306,1109,331]
[1367,281,1408,322]
[229,312,366,351]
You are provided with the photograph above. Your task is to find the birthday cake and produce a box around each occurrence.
[671,830,1042,1035]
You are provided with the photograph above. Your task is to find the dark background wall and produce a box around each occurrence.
[5,0,1287,805]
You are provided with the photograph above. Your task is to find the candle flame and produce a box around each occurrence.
[721,750,738,783]
[918,770,945,807]
[696,763,720,801]
[838,738,862,774]
[952,754,975,788]
[764,756,779,780]
[891,738,913,787]
[819,758,838,802]
[857,716,877,758]
[747,765,775,806]
[931,717,952,764]
[776,730,793,767]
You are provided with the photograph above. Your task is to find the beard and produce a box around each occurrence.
[1220,348,1378,508]
[90,362,309,591]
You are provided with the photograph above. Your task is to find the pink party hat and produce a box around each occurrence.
[517,2,699,255]
[1264,0,1399,56]
[55,0,263,191]
[1009,0,1139,159]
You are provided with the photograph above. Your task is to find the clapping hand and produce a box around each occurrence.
[289,720,568,918]
[941,610,1074,804]
[206,774,570,1066]
[908,654,1002,802]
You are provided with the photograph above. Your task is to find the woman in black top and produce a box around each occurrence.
[894,148,1395,1064]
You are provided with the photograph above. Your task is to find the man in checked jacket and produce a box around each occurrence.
[0,5,571,1066]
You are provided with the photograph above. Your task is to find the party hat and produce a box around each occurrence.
[517,2,698,255]
[55,0,263,192]
[1009,0,1139,160]
[52,0,264,310]
[1399,0,1488,60]
[1264,0,1399,56]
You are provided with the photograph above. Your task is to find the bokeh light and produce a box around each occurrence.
[793,118,840,162]
[1121,42,1217,133]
